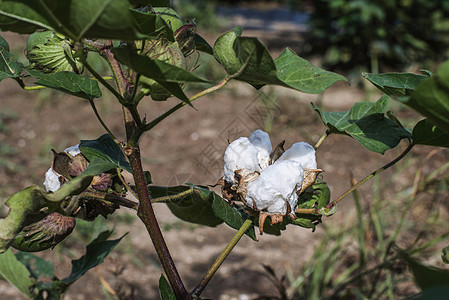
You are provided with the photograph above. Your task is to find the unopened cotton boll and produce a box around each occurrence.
[249,130,272,169]
[278,142,317,169]
[245,160,304,214]
[43,168,61,192]
[223,137,260,184]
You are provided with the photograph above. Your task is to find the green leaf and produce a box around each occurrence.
[159,274,176,300]
[27,70,102,100]
[213,29,279,89]
[194,33,213,55]
[401,253,449,290]
[111,46,210,104]
[411,285,449,300]
[0,0,154,41]
[0,249,36,298]
[412,119,449,147]
[404,60,449,134]
[0,35,23,82]
[61,231,124,285]
[15,251,55,278]
[274,48,347,94]
[313,95,412,154]
[213,30,346,92]
[129,8,174,41]
[150,185,224,227]
[363,72,428,96]
[212,195,257,240]
[80,134,131,175]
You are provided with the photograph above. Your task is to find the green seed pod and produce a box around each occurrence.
[12,212,76,252]
[139,39,186,101]
[26,30,83,74]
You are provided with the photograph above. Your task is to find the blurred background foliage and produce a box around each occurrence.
[187,0,449,74]
[302,0,449,73]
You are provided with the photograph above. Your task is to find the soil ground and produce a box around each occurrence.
[1,11,448,300]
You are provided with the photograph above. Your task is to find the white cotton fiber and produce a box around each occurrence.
[278,142,317,169]
[223,137,260,184]
[249,130,272,169]
[245,160,304,214]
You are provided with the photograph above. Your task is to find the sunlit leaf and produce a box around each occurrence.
[27,70,101,100]
[0,249,36,298]
[214,29,346,92]
[363,72,428,96]
[313,95,412,154]
[404,60,449,134]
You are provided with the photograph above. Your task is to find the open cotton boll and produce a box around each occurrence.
[64,144,81,157]
[278,142,317,169]
[223,137,260,184]
[43,168,61,192]
[245,160,304,214]
[249,130,272,169]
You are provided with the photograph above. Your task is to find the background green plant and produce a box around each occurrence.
[303,0,449,73]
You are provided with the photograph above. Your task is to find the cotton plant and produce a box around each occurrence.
[222,130,323,233]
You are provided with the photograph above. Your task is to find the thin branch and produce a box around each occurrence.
[314,130,330,149]
[325,140,414,209]
[191,218,253,298]
[88,99,117,141]
[144,76,231,132]
[116,167,138,200]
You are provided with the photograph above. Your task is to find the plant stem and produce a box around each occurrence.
[127,147,190,299]
[325,140,414,209]
[191,218,253,298]
[144,76,231,132]
[314,130,329,149]
[88,99,117,141]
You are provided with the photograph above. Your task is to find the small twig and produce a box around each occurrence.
[314,130,330,149]
[325,140,414,209]
[152,187,194,203]
[88,99,117,142]
[144,76,231,132]
[191,218,253,298]
[116,168,138,200]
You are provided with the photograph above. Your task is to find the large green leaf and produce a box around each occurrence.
[0,0,162,41]
[363,72,428,96]
[211,195,257,240]
[111,46,211,104]
[150,185,224,227]
[0,249,36,298]
[80,134,131,175]
[404,60,449,134]
[412,119,449,148]
[213,29,346,93]
[61,231,124,285]
[0,35,23,82]
[401,253,449,290]
[313,95,412,154]
[214,28,280,89]
[38,231,124,294]
[159,274,176,300]
[15,251,55,279]
[27,70,102,100]
[274,48,347,94]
